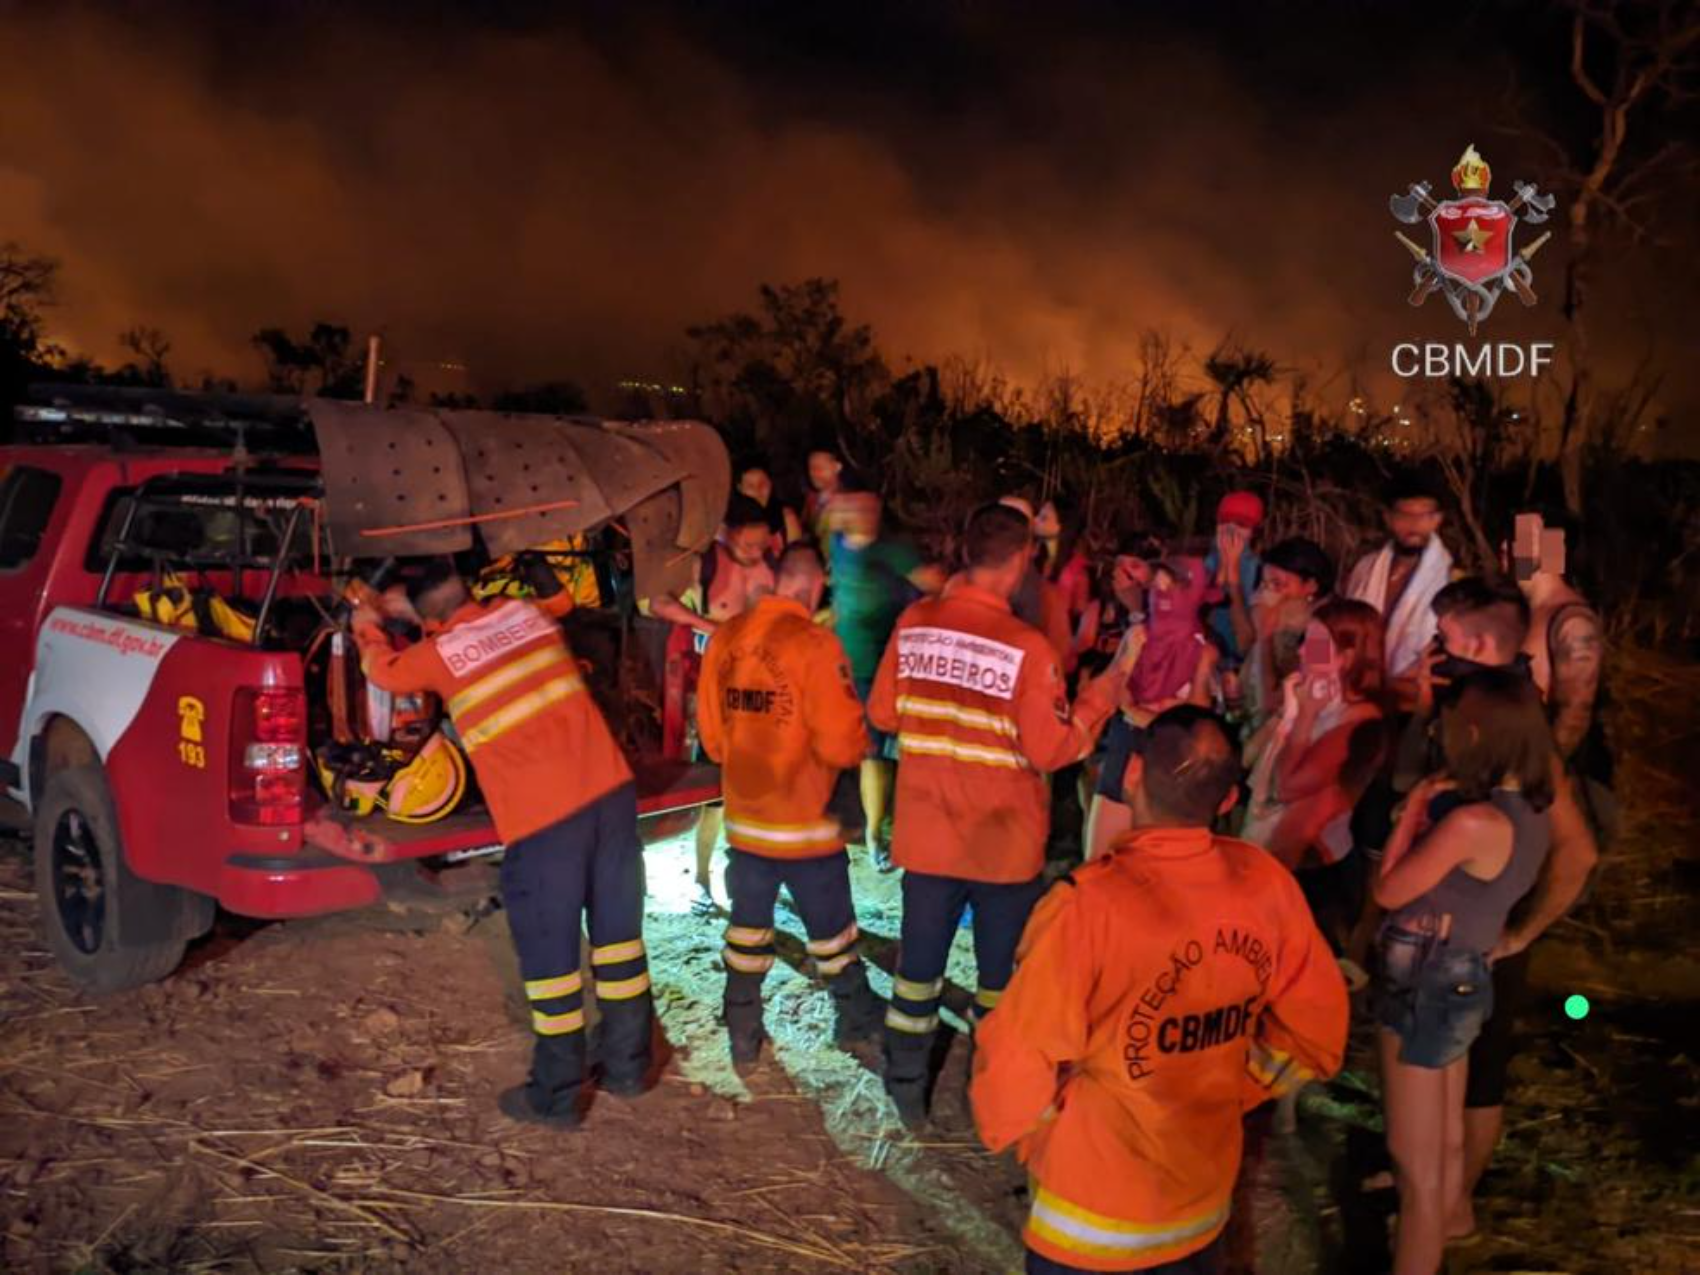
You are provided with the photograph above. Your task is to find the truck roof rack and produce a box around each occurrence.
[16,384,318,454]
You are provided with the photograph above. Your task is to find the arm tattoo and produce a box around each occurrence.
[1550,610,1604,758]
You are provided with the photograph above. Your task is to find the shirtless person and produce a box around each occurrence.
[650,495,777,639]
[1511,512,1605,763]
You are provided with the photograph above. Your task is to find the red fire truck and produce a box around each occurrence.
[0,389,721,992]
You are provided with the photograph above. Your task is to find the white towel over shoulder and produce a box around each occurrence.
[1344,538,1453,677]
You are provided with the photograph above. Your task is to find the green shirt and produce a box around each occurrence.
[830,533,921,685]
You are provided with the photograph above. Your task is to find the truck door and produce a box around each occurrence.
[0,463,68,767]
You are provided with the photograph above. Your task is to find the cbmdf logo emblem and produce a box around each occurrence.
[1390,145,1556,335]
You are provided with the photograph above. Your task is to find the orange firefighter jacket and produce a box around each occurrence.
[356,593,631,846]
[695,595,868,856]
[971,827,1349,1271]
[868,580,1118,883]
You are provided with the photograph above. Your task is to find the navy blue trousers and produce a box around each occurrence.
[884,870,1045,1085]
[500,781,652,1110]
[722,849,877,1042]
[723,848,861,978]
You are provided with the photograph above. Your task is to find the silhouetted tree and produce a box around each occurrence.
[688,279,889,474]
[1,243,60,421]
[1203,342,1278,459]
[117,326,173,387]
[1507,0,1700,513]
[250,322,365,398]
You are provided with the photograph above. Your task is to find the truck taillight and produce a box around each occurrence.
[244,743,304,770]
[253,690,305,743]
[231,688,306,826]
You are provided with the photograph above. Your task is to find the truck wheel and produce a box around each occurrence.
[33,765,188,994]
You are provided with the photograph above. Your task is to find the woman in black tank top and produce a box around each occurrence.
[1369,670,1555,1275]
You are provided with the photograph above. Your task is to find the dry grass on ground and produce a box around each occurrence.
[0,646,1695,1273]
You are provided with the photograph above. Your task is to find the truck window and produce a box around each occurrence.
[85,488,287,572]
[85,488,139,572]
[0,465,64,570]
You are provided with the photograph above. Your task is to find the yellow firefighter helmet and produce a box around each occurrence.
[382,732,469,824]
[313,732,468,824]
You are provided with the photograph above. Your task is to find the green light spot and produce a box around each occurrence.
[1564,994,1590,1021]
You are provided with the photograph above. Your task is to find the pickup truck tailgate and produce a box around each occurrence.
[303,758,719,864]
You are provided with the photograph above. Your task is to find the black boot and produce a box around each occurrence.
[596,993,656,1098]
[724,970,767,1070]
[887,1075,929,1128]
[827,963,884,1047]
[499,1032,585,1129]
[884,1025,934,1128]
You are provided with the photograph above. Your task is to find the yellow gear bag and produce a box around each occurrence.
[134,572,258,643]
[472,537,601,608]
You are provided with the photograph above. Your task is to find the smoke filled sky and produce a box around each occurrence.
[3,1,1695,445]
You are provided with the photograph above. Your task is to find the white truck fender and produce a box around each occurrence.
[20,607,183,809]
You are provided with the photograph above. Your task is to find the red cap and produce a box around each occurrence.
[1216,491,1265,530]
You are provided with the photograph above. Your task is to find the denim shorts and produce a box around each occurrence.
[1375,926,1494,1069]
[1094,716,1145,800]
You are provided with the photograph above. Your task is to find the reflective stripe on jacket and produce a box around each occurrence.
[868,580,1118,883]
[695,595,867,857]
[970,828,1349,1271]
[356,595,631,845]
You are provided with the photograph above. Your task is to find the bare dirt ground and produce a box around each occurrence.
[1,649,1695,1274]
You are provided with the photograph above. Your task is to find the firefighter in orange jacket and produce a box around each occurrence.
[353,555,654,1129]
[972,706,1349,1274]
[695,544,884,1063]
[868,503,1136,1124]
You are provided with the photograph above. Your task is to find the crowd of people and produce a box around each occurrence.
[352,451,1607,1275]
